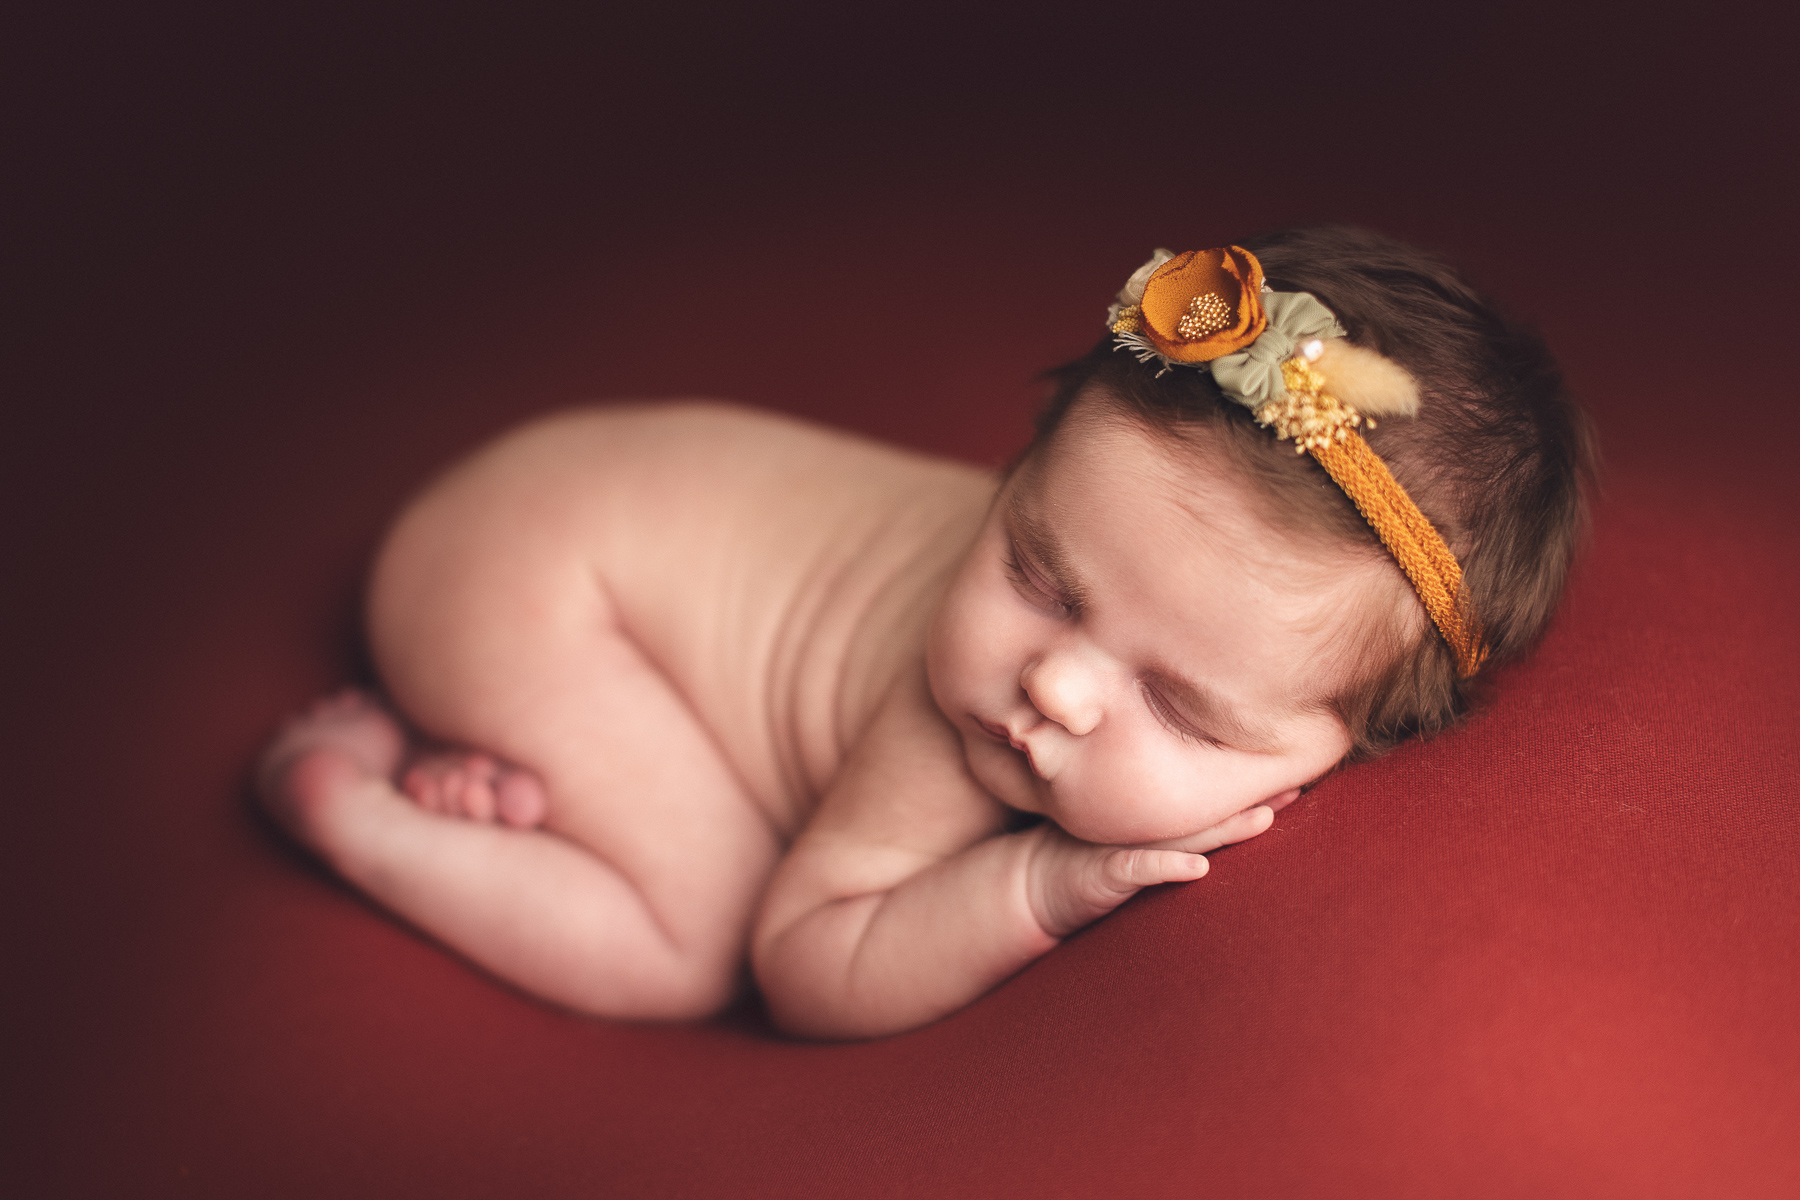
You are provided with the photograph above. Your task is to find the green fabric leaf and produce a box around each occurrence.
[1206,292,1344,412]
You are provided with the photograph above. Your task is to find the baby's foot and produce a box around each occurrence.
[401,751,548,829]
[257,688,406,849]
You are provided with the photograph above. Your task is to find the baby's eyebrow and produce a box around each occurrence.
[1005,493,1092,608]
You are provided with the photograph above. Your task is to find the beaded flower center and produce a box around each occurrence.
[1176,292,1232,340]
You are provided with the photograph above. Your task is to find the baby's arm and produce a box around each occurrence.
[753,666,1264,1040]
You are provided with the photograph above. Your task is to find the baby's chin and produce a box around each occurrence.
[1028,776,1220,845]
[1046,811,1175,847]
[963,742,1176,844]
[960,731,1043,812]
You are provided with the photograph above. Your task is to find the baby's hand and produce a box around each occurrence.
[1023,804,1275,938]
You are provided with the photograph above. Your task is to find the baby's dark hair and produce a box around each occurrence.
[1034,225,1596,761]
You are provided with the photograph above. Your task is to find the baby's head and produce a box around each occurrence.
[927,226,1593,844]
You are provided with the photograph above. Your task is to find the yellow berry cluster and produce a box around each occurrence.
[1111,304,1144,334]
[1257,356,1375,454]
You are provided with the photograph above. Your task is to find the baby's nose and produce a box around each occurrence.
[1020,652,1103,737]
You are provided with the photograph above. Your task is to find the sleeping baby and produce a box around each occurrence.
[258,225,1592,1039]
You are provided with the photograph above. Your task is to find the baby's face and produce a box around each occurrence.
[927,400,1391,845]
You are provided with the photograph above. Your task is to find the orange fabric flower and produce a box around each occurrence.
[1137,246,1267,364]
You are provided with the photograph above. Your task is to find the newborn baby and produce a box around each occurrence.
[259,226,1591,1039]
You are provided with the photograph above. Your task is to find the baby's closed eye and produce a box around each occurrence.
[1139,678,1225,749]
[1002,544,1076,618]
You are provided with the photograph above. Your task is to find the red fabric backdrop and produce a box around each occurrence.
[7,3,1797,1196]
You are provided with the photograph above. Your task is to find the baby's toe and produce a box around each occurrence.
[401,761,447,812]
[438,766,473,816]
[459,764,498,822]
[495,768,548,829]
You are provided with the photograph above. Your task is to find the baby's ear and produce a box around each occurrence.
[1314,339,1420,418]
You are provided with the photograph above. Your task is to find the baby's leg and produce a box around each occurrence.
[263,619,780,1020]
[262,680,768,1020]
[262,443,784,1019]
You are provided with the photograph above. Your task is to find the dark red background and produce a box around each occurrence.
[6,3,1797,1196]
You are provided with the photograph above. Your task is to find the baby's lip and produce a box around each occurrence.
[977,717,1046,778]
[976,717,1012,744]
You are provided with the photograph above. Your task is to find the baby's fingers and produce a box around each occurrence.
[1099,847,1209,891]
[1148,804,1275,855]
[1029,833,1210,937]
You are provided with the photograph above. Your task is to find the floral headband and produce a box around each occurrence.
[1109,246,1487,677]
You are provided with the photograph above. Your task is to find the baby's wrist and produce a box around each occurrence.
[1017,822,1092,940]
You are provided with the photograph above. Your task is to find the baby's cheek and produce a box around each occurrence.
[924,595,976,697]
[925,621,980,712]
[1098,744,1236,840]
[931,590,1012,698]
[1054,748,1179,842]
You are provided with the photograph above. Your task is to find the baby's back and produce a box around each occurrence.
[369,402,993,836]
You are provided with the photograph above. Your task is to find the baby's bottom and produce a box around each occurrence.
[258,467,783,1021]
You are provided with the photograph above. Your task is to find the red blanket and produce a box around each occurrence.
[8,5,1797,1196]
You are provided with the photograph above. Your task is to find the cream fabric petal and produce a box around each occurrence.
[1116,248,1176,307]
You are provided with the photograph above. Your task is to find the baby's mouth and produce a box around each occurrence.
[977,718,1045,779]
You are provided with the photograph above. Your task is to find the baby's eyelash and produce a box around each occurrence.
[1003,548,1075,616]
[1141,682,1224,749]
